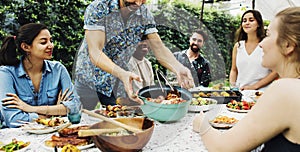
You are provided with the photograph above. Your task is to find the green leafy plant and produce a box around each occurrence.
[1,0,240,85]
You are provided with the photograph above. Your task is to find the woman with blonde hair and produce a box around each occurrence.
[193,7,300,151]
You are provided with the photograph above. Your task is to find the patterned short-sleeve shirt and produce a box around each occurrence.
[74,0,158,97]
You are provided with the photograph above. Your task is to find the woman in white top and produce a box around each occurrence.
[230,10,278,90]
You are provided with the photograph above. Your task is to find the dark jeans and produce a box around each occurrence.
[96,90,116,106]
[75,80,116,110]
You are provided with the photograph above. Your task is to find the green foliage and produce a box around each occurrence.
[0,0,239,83]
[0,0,92,73]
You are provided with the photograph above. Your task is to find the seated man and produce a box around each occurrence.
[128,37,155,93]
[174,29,211,87]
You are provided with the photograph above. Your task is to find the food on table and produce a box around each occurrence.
[145,92,187,104]
[35,117,66,127]
[45,135,89,148]
[58,125,90,137]
[255,91,263,96]
[220,91,230,97]
[61,144,80,152]
[195,91,237,98]
[101,129,131,136]
[211,83,224,90]
[190,97,216,106]
[189,97,217,112]
[94,105,133,118]
[210,115,239,124]
[45,125,91,148]
[226,99,255,110]
[0,138,30,152]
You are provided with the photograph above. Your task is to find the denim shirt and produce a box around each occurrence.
[0,59,81,128]
[74,0,158,97]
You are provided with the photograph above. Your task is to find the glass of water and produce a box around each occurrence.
[67,103,82,124]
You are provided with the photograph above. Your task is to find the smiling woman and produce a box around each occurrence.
[193,7,300,152]
[0,23,81,128]
[229,10,278,91]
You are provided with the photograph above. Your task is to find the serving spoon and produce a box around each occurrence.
[82,109,143,133]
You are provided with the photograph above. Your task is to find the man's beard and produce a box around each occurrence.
[191,44,200,53]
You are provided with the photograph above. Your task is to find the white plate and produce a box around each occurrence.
[242,90,264,101]
[189,105,213,112]
[0,140,30,152]
[209,115,239,129]
[209,121,236,129]
[22,121,70,134]
[188,98,217,112]
[42,133,94,151]
[227,107,250,113]
[43,143,94,151]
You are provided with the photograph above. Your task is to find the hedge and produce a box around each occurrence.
[0,0,240,84]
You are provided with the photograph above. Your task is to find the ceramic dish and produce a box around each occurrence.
[209,115,239,129]
[22,121,70,134]
[0,139,30,152]
[226,107,250,113]
[188,98,217,112]
[43,132,94,151]
[43,141,94,152]
[209,121,236,129]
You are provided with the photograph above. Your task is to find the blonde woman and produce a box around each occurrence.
[193,7,300,151]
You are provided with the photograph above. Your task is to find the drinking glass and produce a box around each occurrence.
[67,103,82,124]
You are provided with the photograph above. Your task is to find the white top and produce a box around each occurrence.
[236,41,271,89]
[128,57,155,93]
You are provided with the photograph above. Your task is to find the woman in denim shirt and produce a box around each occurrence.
[0,23,81,128]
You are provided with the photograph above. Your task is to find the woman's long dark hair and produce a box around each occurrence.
[0,23,48,66]
[235,10,265,45]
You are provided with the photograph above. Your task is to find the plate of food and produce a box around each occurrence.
[43,124,94,151]
[22,117,70,134]
[188,97,217,112]
[94,105,141,118]
[209,115,239,129]
[226,100,255,113]
[250,91,264,101]
[0,138,30,152]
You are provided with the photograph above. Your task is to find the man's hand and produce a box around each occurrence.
[176,66,195,89]
[119,71,144,104]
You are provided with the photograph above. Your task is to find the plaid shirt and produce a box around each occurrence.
[74,0,157,97]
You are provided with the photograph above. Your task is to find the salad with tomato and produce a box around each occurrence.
[226,100,255,110]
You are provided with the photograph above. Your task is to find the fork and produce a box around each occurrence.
[54,146,58,152]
